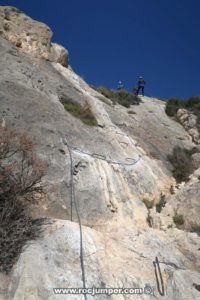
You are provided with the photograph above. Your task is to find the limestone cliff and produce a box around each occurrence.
[0,6,200,300]
[0,6,68,66]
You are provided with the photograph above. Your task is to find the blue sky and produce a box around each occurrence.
[2,0,200,99]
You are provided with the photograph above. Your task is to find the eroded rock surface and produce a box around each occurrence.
[1,220,200,300]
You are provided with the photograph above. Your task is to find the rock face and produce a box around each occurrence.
[149,176,200,232]
[1,220,200,300]
[0,6,200,300]
[177,108,200,144]
[0,6,69,66]
[51,42,69,66]
[106,97,193,165]
[166,178,200,230]
[0,36,173,227]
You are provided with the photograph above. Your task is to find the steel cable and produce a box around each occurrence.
[65,140,87,300]
[63,137,142,300]
[70,145,141,166]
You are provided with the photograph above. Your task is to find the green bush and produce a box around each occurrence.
[167,224,173,229]
[184,96,200,109]
[95,87,141,108]
[165,98,183,117]
[156,195,166,213]
[147,214,153,227]
[142,198,154,209]
[128,110,136,114]
[190,224,200,236]
[63,100,97,126]
[168,146,195,182]
[185,97,200,131]
[116,90,140,108]
[193,283,200,292]
[96,87,114,101]
[165,96,200,132]
[173,214,184,227]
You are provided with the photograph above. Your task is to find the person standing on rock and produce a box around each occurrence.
[117,81,124,90]
[137,76,146,96]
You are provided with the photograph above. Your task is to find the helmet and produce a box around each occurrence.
[139,76,143,79]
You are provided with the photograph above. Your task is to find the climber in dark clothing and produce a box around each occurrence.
[137,76,146,96]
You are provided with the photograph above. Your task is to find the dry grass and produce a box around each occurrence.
[94,87,141,108]
[63,100,98,126]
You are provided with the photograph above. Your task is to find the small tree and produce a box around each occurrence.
[0,126,47,273]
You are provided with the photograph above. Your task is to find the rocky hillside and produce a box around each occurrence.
[0,6,200,300]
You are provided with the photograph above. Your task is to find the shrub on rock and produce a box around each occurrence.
[0,126,47,273]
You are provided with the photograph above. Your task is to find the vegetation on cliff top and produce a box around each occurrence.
[94,87,141,108]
